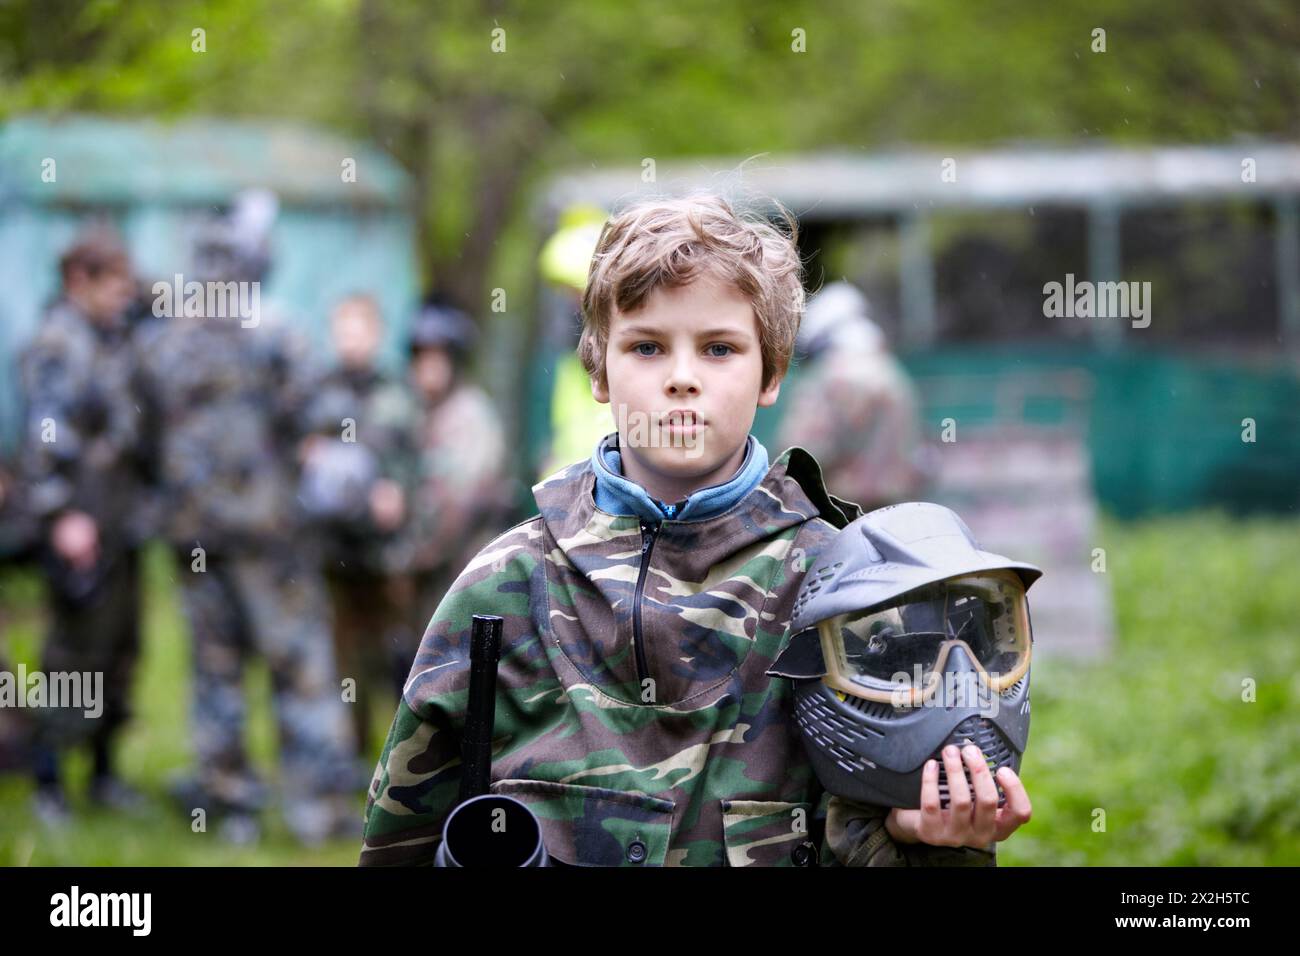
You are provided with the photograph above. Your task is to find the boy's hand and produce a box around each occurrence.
[298,434,326,465]
[884,744,1031,848]
[51,509,99,571]
[369,479,405,531]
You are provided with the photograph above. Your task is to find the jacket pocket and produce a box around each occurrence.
[491,779,675,867]
[720,799,816,867]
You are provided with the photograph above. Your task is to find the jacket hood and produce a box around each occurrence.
[532,445,862,574]
[528,445,863,706]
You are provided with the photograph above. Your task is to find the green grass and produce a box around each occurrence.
[0,544,393,866]
[2,512,1298,865]
[1002,511,1300,865]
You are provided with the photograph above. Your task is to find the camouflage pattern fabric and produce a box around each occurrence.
[178,553,357,815]
[19,300,146,542]
[0,460,38,561]
[134,315,358,836]
[17,300,147,750]
[0,459,35,768]
[304,365,420,573]
[360,444,995,866]
[132,314,318,554]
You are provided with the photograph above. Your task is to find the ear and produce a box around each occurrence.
[757,373,782,408]
[591,374,610,404]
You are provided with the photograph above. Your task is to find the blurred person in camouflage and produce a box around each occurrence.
[16,228,149,825]
[0,464,32,776]
[300,292,418,758]
[775,281,932,512]
[0,447,39,575]
[393,297,515,685]
[133,191,358,845]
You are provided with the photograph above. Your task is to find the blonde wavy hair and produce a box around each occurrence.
[578,193,804,393]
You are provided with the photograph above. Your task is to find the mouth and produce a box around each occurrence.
[661,410,707,428]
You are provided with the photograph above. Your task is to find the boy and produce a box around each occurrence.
[19,229,146,823]
[359,194,1030,866]
[302,293,417,754]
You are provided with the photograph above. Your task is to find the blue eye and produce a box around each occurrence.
[708,344,734,357]
[633,343,659,356]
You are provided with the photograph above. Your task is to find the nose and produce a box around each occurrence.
[664,353,701,396]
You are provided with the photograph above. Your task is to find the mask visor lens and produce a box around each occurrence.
[819,571,1030,699]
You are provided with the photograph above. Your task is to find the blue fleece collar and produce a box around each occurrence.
[590,431,770,524]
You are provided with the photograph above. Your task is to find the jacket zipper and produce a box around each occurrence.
[632,520,659,689]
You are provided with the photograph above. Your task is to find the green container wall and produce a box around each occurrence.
[898,346,1300,519]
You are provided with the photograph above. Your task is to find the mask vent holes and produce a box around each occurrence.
[845,695,900,721]
[935,717,1013,808]
[792,560,843,618]
[797,686,886,772]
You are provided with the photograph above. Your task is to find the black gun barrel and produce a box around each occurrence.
[436,614,549,866]
[459,614,502,803]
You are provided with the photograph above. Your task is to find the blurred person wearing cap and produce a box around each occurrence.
[775,281,931,512]
[17,227,150,826]
[394,297,515,683]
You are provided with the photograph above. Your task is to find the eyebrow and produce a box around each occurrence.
[615,325,751,339]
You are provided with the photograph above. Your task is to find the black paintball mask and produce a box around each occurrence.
[192,189,278,287]
[768,502,1042,810]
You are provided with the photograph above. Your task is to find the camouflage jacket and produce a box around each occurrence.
[359,444,996,867]
[132,314,318,555]
[0,459,38,561]
[302,364,420,572]
[18,300,145,545]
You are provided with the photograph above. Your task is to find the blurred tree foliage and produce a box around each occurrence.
[2,0,1297,309]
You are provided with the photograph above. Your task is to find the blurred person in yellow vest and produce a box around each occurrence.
[536,204,611,478]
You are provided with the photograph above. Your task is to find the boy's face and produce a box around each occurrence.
[410,346,453,402]
[592,273,781,502]
[66,264,134,326]
[332,301,384,370]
